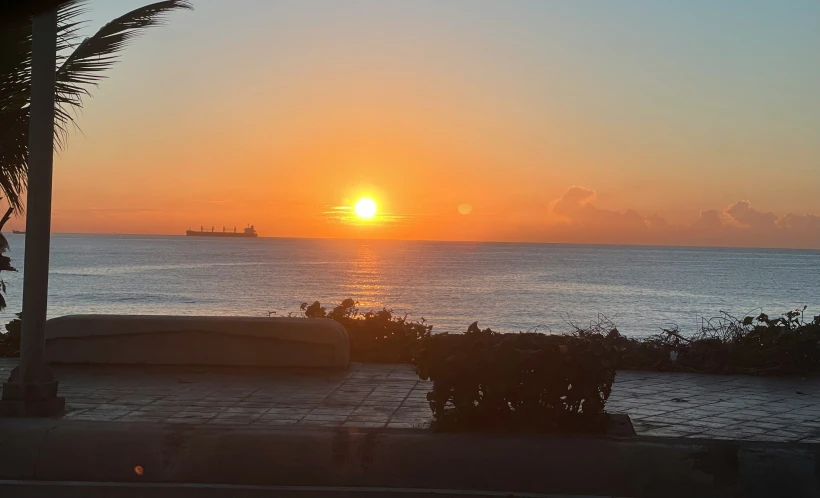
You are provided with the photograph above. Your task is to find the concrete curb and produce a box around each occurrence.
[1,420,820,497]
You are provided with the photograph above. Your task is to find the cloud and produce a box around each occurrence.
[551,186,654,231]
[546,186,820,248]
[691,210,724,230]
[725,201,778,230]
[777,213,820,232]
[551,186,596,217]
[550,186,667,237]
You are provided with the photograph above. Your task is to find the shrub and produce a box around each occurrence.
[414,322,618,432]
[300,299,432,363]
[0,222,18,358]
[605,307,820,376]
[0,313,21,358]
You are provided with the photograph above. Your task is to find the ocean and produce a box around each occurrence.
[1,234,818,338]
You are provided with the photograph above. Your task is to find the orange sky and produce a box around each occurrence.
[17,1,820,248]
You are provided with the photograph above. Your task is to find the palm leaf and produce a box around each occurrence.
[54,0,192,145]
[0,0,191,211]
[0,11,37,211]
[0,0,85,210]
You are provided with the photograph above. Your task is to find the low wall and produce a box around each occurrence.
[45,315,349,368]
[2,420,819,497]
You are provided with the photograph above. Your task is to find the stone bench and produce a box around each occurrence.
[45,315,349,368]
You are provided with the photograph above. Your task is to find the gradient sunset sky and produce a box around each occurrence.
[38,0,820,248]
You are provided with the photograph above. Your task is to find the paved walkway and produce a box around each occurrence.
[3,359,820,442]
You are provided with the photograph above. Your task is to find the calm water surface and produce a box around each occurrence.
[1,234,818,338]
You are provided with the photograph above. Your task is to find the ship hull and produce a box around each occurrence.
[186,231,257,238]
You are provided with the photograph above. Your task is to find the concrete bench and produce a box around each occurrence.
[45,315,349,368]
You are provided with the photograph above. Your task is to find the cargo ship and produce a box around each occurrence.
[12,230,24,234]
[186,225,258,238]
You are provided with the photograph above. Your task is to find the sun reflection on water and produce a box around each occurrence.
[343,243,386,307]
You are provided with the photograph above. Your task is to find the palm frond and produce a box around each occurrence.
[0,0,191,211]
[0,0,86,210]
[55,0,193,145]
[0,8,38,212]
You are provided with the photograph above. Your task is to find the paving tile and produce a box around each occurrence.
[387,421,430,429]
[169,411,218,420]
[5,358,820,443]
[678,419,735,430]
[321,398,368,407]
[115,398,163,405]
[254,418,299,425]
[308,408,356,416]
[393,406,432,414]
[298,419,344,427]
[166,405,225,414]
[232,402,280,409]
[742,433,799,442]
[352,406,397,415]
[632,421,671,432]
[624,408,672,419]
[92,404,133,411]
[692,431,736,440]
[187,401,238,408]
[207,416,259,425]
[642,402,694,413]
[132,405,186,413]
[257,414,304,423]
[768,412,817,423]
[302,414,348,422]
[163,417,215,425]
[791,408,820,418]
[65,403,101,410]
[62,409,92,419]
[263,407,311,415]
[347,415,391,423]
[65,412,123,421]
[389,417,431,426]
[640,427,704,437]
[749,404,795,414]
[343,421,387,428]
[224,407,269,414]
[751,429,806,440]
[112,413,168,422]
[729,426,770,435]
[745,420,792,430]
[717,409,773,421]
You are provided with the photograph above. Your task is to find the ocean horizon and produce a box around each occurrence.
[13,231,820,252]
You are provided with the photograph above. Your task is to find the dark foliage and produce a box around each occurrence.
[414,322,618,432]
[0,312,21,357]
[0,0,191,210]
[300,299,432,363]
[601,307,820,376]
[0,207,15,314]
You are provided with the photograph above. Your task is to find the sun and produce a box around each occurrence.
[354,198,377,219]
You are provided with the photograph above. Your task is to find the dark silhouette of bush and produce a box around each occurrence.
[602,307,820,375]
[0,218,18,357]
[297,299,820,377]
[414,322,618,432]
[300,299,432,363]
[0,312,20,357]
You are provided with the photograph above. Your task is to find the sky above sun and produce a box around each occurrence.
[34,0,820,248]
